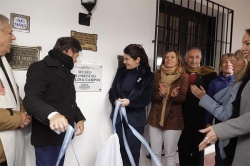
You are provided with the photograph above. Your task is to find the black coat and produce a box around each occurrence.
[23,55,85,147]
[109,66,154,127]
[182,71,217,129]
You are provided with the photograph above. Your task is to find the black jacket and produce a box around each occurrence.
[182,71,217,129]
[24,55,85,147]
[109,66,154,127]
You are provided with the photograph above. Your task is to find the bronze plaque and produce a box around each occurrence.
[6,45,41,70]
[71,30,97,52]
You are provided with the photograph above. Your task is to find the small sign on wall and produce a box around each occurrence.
[10,13,30,33]
[72,64,102,92]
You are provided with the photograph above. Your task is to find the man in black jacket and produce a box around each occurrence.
[23,37,86,166]
[178,47,217,166]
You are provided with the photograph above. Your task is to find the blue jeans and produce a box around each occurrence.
[35,145,65,166]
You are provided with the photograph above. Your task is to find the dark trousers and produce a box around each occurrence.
[35,145,65,166]
[0,161,7,166]
[178,128,204,166]
[116,123,144,166]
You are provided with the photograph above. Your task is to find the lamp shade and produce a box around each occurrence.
[79,0,97,26]
[81,0,97,12]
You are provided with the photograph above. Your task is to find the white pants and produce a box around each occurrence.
[149,125,182,166]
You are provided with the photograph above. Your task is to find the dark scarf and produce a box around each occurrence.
[48,49,74,70]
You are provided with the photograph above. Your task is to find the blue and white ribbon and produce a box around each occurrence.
[55,125,75,166]
[114,101,162,166]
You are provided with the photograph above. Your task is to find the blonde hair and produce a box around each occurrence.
[234,50,248,82]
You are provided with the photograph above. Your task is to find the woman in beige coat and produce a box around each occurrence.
[147,50,188,166]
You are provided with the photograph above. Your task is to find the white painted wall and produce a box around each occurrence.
[215,0,250,52]
[0,0,249,165]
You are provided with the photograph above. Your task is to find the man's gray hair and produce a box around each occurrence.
[185,47,202,58]
[0,14,9,32]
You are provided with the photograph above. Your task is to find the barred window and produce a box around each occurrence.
[154,0,234,70]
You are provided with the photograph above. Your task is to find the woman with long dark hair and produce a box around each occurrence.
[109,44,155,166]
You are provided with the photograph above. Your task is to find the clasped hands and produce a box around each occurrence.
[49,113,84,136]
[20,112,31,128]
[159,82,180,98]
[116,98,130,107]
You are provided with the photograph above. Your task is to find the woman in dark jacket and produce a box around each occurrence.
[109,44,154,166]
[147,50,188,166]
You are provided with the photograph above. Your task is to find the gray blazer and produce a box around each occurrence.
[214,80,250,165]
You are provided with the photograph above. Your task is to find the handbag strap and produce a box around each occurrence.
[115,101,162,166]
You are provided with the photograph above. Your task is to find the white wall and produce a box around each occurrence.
[0,0,249,165]
[215,0,250,52]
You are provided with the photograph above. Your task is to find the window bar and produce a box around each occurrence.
[204,0,209,61]
[214,4,220,66]
[225,8,229,53]
[178,0,182,52]
[153,0,160,70]
[187,0,190,51]
[163,11,167,56]
[155,0,233,69]
[229,10,234,52]
[208,0,231,11]
[209,1,215,66]
[166,14,169,51]
[199,0,203,49]
[219,7,225,57]
[176,18,179,50]
[193,0,197,47]
[171,0,175,51]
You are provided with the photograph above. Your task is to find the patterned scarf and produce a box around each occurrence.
[185,66,215,76]
[159,65,181,126]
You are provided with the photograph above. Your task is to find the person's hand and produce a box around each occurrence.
[20,112,31,128]
[75,120,84,136]
[190,85,206,99]
[159,82,167,96]
[198,126,218,151]
[49,113,68,133]
[118,98,130,107]
[171,86,180,97]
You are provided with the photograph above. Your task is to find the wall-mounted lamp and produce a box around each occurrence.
[79,0,97,26]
